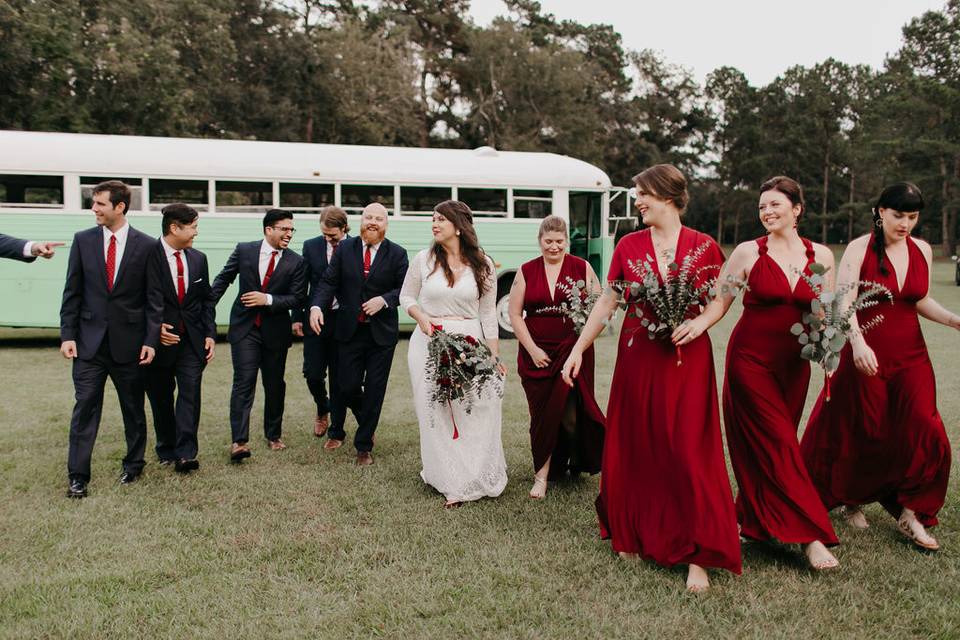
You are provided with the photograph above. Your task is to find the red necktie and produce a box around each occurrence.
[255,251,278,328]
[359,244,372,322]
[174,251,185,304]
[105,234,117,292]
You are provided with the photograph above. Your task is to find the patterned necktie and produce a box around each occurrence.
[105,234,117,292]
[174,251,185,304]
[359,244,372,322]
[255,251,278,328]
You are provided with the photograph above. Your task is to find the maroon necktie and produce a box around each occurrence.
[358,244,372,322]
[255,250,278,328]
[105,235,117,292]
[174,251,185,304]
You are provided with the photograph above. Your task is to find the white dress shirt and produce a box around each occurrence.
[22,241,33,257]
[103,222,130,288]
[160,237,189,295]
[259,239,282,306]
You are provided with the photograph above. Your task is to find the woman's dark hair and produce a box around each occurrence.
[431,200,492,296]
[631,164,689,212]
[759,176,806,222]
[871,182,925,275]
[160,203,199,236]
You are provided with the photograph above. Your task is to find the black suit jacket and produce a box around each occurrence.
[0,233,35,262]
[209,240,306,350]
[146,241,217,366]
[312,236,408,346]
[293,234,350,335]
[59,225,162,363]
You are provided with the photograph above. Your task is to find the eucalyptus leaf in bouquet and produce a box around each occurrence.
[535,276,604,334]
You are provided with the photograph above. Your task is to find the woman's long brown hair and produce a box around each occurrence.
[431,200,492,296]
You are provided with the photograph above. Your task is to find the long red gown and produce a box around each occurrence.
[722,236,838,545]
[800,236,952,527]
[597,226,741,574]
[518,254,605,479]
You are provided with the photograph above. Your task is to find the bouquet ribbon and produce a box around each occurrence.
[431,322,459,440]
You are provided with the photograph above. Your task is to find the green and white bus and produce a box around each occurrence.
[0,130,638,336]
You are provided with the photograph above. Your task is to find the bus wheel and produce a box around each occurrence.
[495,274,516,339]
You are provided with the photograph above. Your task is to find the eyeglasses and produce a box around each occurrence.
[271,226,296,234]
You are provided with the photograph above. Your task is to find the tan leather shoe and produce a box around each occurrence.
[230,442,251,461]
[323,438,344,451]
[314,414,329,438]
[268,439,287,451]
[356,451,374,466]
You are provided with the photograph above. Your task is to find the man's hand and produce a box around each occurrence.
[60,340,78,359]
[159,323,181,346]
[139,345,155,365]
[31,241,64,258]
[309,307,324,335]
[204,337,216,362]
[241,291,269,307]
[361,296,387,316]
[292,322,304,337]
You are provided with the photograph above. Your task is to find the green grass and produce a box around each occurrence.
[1,261,959,639]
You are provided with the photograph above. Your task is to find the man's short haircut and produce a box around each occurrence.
[320,206,349,233]
[92,180,132,214]
[263,208,294,231]
[161,203,199,236]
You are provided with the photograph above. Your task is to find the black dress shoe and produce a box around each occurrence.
[174,459,200,473]
[67,478,87,498]
[119,471,139,485]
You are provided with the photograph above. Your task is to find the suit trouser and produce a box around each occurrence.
[303,311,345,433]
[229,328,288,444]
[145,343,206,461]
[67,337,148,481]
[336,324,396,452]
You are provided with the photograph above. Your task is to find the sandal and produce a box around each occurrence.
[897,513,939,551]
[839,505,869,530]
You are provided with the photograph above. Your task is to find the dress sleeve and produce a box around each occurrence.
[399,250,423,313]
[479,256,498,339]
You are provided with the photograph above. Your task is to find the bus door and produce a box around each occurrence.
[568,191,604,276]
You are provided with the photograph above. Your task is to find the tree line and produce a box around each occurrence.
[1,0,957,253]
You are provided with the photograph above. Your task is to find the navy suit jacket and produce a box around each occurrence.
[0,233,35,262]
[312,236,408,347]
[209,240,306,350]
[293,233,350,335]
[59,225,162,363]
[146,241,217,366]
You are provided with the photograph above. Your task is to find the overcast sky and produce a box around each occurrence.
[468,0,947,86]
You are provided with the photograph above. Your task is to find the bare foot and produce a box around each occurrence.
[840,505,869,529]
[686,564,709,592]
[617,551,639,560]
[529,476,547,499]
[898,508,939,551]
[443,499,462,510]
[804,541,839,570]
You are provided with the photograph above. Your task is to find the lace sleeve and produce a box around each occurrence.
[399,250,424,313]
[479,257,498,339]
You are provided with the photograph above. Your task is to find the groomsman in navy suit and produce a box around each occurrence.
[0,233,63,261]
[59,180,161,498]
[144,204,217,473]
[308,203,408,465]
[210,209,306,461]
[292,206,349,442]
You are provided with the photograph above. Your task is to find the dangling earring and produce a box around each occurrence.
[875,218,883,228]
[456,231,461,236]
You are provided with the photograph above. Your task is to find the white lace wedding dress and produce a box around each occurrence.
[399,249,508,503]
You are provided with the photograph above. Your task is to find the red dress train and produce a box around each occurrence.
[518,255,605,478]
[597,227,741,574]
[722,236,838,545]
[800,236,951,527]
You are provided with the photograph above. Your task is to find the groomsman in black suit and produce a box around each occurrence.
[59,180,161,498]
[292,206,349,442]
[144,204,217,473]
[309,203,408,465]
[210,209,306,461]
[0,232,63,261]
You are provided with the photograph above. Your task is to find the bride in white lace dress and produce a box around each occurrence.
[399,200,508,507]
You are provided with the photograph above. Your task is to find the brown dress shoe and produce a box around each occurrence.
[323,438,344,451]
[314,413,329,438]
[356,451,374,466]
[230,443,251,461]
[268,439,287,451]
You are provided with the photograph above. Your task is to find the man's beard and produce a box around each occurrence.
[361,226,386,245]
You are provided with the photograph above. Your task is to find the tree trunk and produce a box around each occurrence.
[847,169,855,243]
[305,115,314,143]
[733,208,741,246]
[821,147,830,244]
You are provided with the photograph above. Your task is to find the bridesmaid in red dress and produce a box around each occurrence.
[509,215,605,499]
[675,176,839,570]
[800,182,958,551]
[562,164,740,592]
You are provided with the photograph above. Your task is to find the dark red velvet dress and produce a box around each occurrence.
[597,227,741,574]
[518,254,605,479]
[722,236,838,545]
[800,236,951,527]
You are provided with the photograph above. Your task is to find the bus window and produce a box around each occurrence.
[459,188,507,216]
[342,184,394,213]
[150,179,209,211]
[81,177,143,211]
[0,174,63,207]
[216,181,272,212]
[280,183,334,211]
[400,186,451,215]
[513,189,551,219]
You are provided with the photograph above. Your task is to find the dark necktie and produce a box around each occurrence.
[255,250,278,328]
[105,234,117,292]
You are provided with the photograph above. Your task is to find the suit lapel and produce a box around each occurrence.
[159,243,179,302]
[90,228,109,294]
[111,228,139,292]
[265,247,290,292]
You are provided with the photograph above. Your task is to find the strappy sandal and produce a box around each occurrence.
[839,505,869,530]
[897,514,939,551]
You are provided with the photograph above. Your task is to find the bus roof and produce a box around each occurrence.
[1,130,611,190]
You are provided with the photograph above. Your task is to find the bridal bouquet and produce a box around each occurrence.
[535,276,602,334]
[613,241,746,365]
[425,326,504,438]
[789,263,892,401]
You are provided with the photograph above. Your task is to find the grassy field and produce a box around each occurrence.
[1,261,958,639]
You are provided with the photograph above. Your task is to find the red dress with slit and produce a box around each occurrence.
[722,236,838,545]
